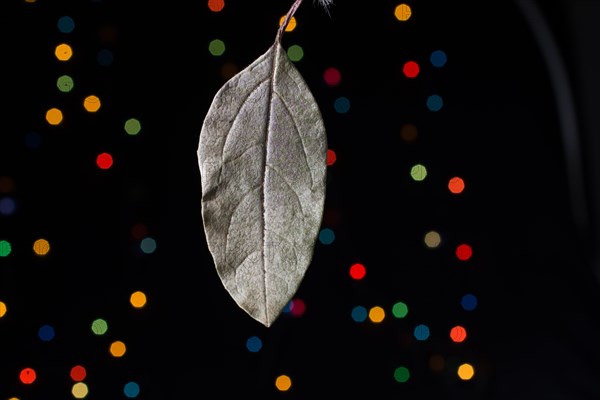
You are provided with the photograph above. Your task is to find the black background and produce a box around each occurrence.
[2,0,599,399]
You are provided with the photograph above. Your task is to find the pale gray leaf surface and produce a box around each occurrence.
[198,41,327,327]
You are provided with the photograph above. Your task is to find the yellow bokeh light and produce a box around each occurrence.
[45,108,63,125]
[368,306,385,323]
[55,43,73,61]
[275,374,292,391]
[33,238,50,256]
[394,4,412,21]
[279,15,297,32]
[424,230,441,248]
[457,363,475,380]
[83,95,101,112]
[71,382,89,399]
[0,301,7,317]
[109,340,127,357]
[130,291,147,308]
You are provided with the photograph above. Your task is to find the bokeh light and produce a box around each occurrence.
[246,336,262,352]
[70,365,86,381]
[403,60,420,78]
[109,340,126,357]
[83,95,101,112]
[424,230,442,248]
[287,44,304,62]
[72,382,89,399]
[318,228,335,245]
[140,237,157,254]
[208,39,225,56]
[456,243,473,261]
[430,49,447,67]
[124,118,142,135]
[368,306,385,323]
[426,94,443,111]
[19,368,36,384]
[323,67,341,86]
[279,15,297,32]
[275,375,292,392]
[448,177,465,194]
[349,263,366,280]
[45,107,63,125]
[391,301,408,318]
[96,152,113,170]
[56,75,74,92]
[289,298,306,317]
[394,4,412,21]
[55,43,73,61]
[38,324,55,341]
[91,318,108,335]
[33,238,50,255]
[334,96,350,113]
[461,294,478,311]
[130,291,147,308]
[414,324,430,341]
[400,123,418,142]
[457,363,475,380]
[57,16,75,33]
[207,0,225,12]
[0,240,12,256]
[450,325,467,343]
[393,366,410,383]
[410,163,427,181]
[124,381,140,398]
[326,149,337,166]
[0,301,7,317]
[351,306,368,322]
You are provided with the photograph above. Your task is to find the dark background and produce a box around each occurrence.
[1,0,599,398]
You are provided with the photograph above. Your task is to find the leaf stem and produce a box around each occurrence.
[276,0,304,43]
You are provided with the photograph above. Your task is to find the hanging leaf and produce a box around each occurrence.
[197,0,328,327]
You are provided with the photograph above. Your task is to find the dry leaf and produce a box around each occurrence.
[197,36,327,326]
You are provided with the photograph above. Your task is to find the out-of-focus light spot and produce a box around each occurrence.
[208,39,225,56]
[83,95,101,112]
[410,163,427,181]
[124,381,140,398]
[326,149,337,166]
[91,318,108,335]
[25,131,42,149]
[461,294,478,311]
[56,75,74,92]
[323,67,341,86]
[429,354,445,371]
[430,49,447,67]
[392,301,408,318]
[25,0,36,3]
[97,48,114,65]
[55,43,73,61]
[0,240,12,256]
[369,306,385,323]
[38,324,55,341]
[46,107,63,125]
[450,325,467,343]
[403,60,419,78]
[246,335,263,352]
[140,237,157,254]
[33,238,50,256]
[70,365,86,381]
[426,94,443,111]
[456,243,473,261]
[401,123,418,142]
[289,298,306,317]
[279,15,297,32]
[448,176,465,194]
[287,44,303,62]
[318,228,335,245]
[207,0,225,12]
[275,375,292,392]
[393,366,410,383]
[458,363,475,380]
[96,152,113,170]
[72,382,89,399]
[349,263,366,280]
[424,230,441,248]
[351,305,368,322]
[130,223,148,240]
[110,340,126,357]
[414,324,430,341]
[0,176,14,193]
[124,118,141,135]
[220,62,238,80]
[394,4,412,21]
[334,96,350,114]
[57,16,75,33]
[19,368,36,384]
[130,291,147,308]
[0,301,7,317]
